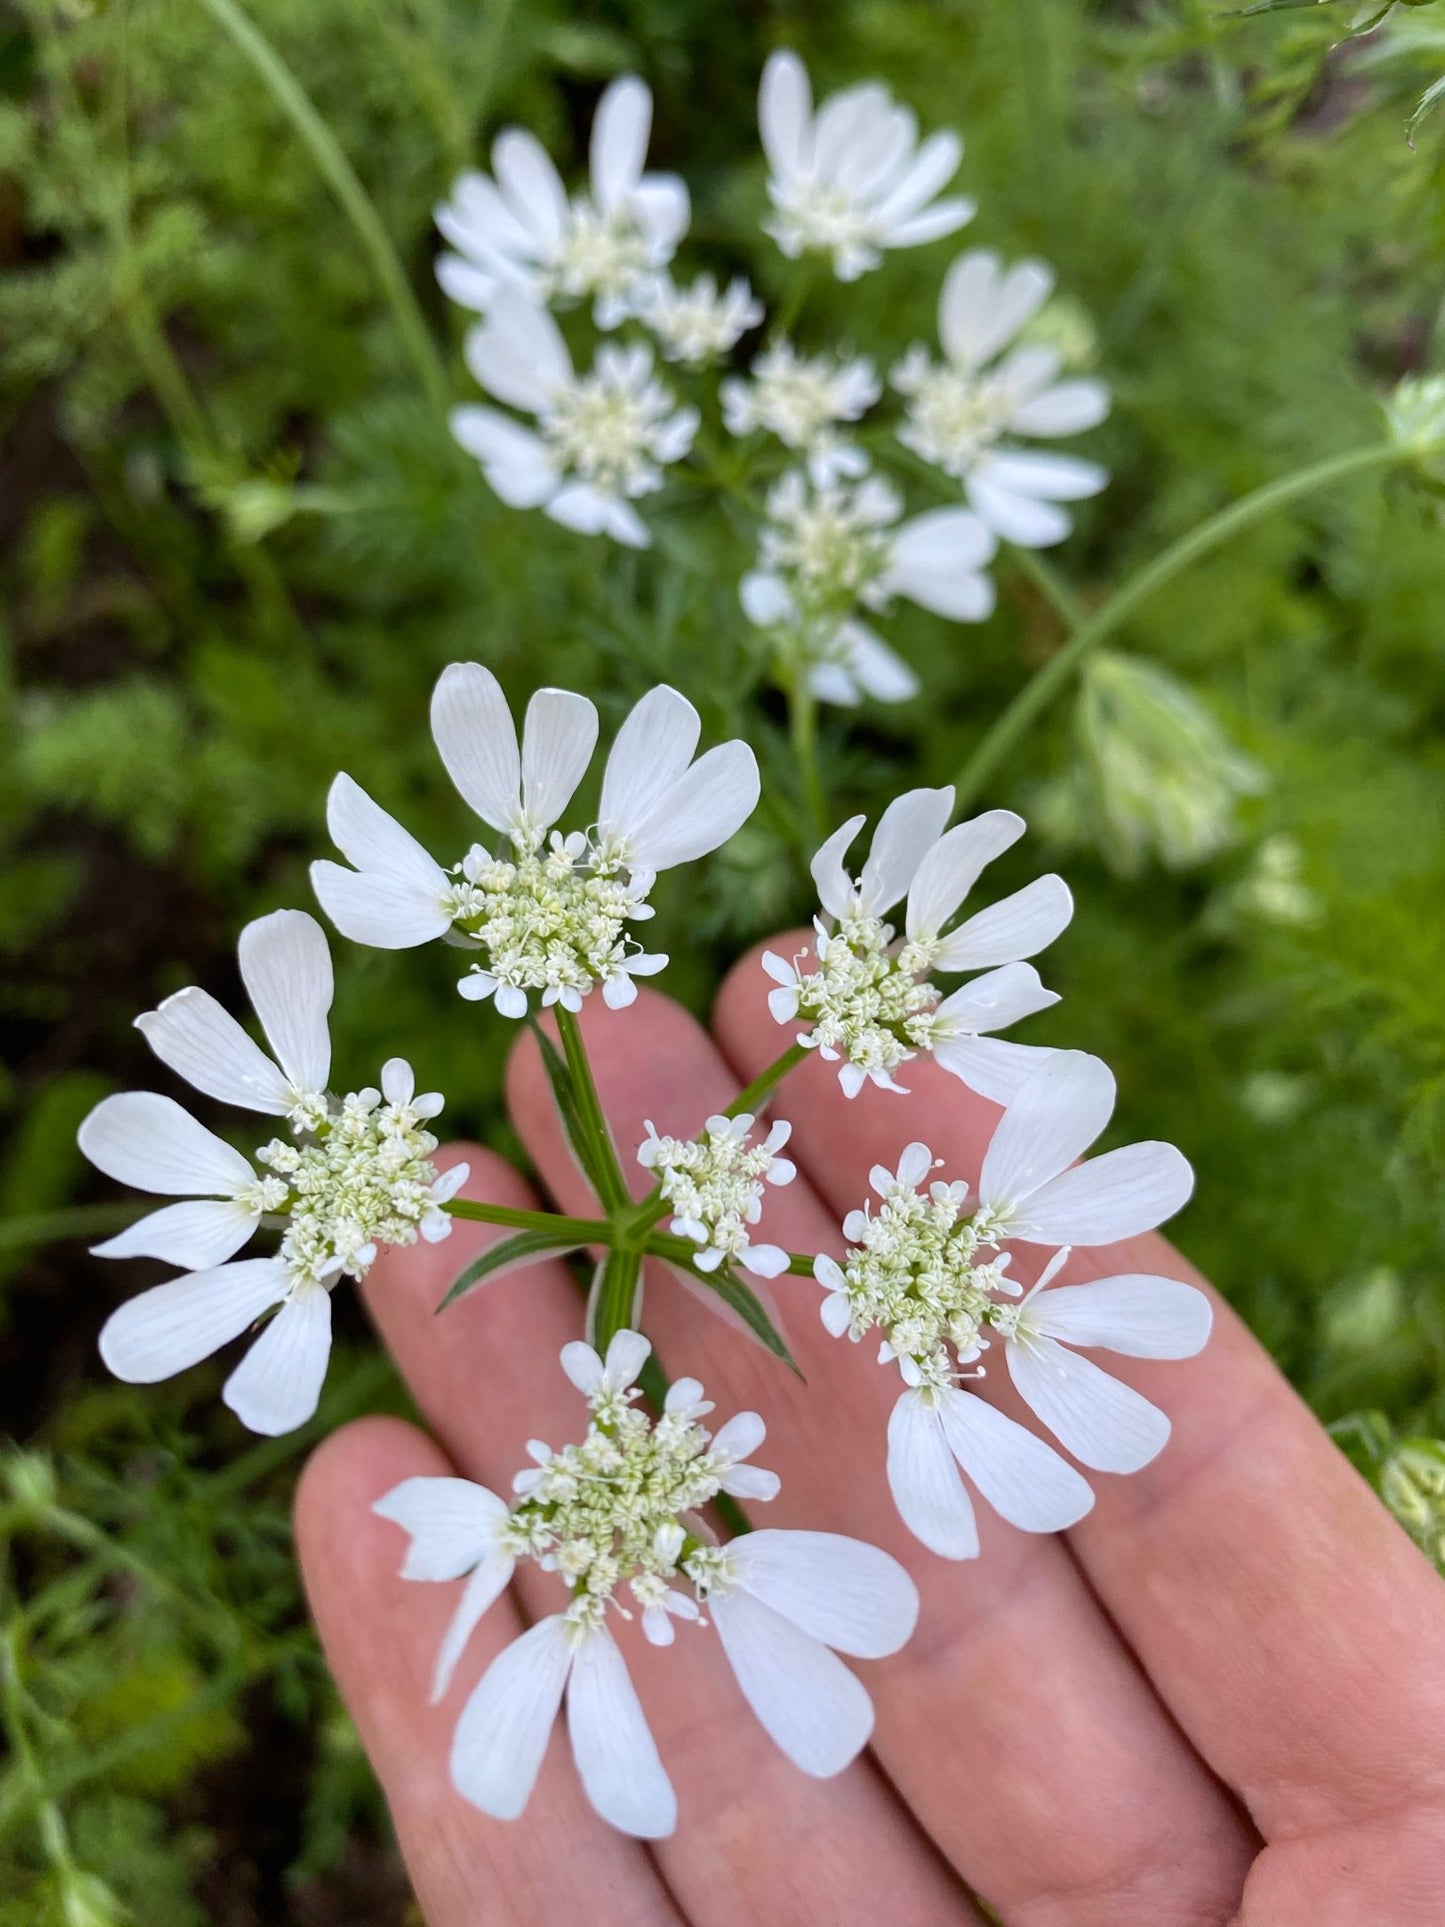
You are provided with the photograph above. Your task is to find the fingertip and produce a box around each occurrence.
[714,929,814,1061]
[295,1415,446,1567]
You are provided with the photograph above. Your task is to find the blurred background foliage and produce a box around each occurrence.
[2,0,1444,1916]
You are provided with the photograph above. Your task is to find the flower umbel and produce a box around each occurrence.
[722,340,880,484]
[375,1332,919,1836]
[765,788,1073,1100]
[643,272,764,366]
[638,1112,796,1277]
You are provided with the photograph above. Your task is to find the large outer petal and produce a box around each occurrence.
[614,741,760,870]
[136,988,291,1115]
[451,1614,573,1820]
[590,75,651,213]
[371,1475,511,1580]
[904,809,1024,941]
[492,129,567,247]
[325,773,451,891]
[449,406,557,506]
[597,685,701,845]
[939,251,1053,369]
[520,688,598,833]
[859,785,955,916]
[566,1626,676,1838]
[937,1386,1094,1531]
[932,962,1058,1036]
[726,1529,918,1657]
[930,1034,1055,1106]
[92,1198,259,1269]
[98,1257,289,1384]
[430,661,523,833]
[463,285,571,413]
[1007,1336,1171,1474]
[237,909,332,1098]
[885,508,996,620]
[431,1551,518,1703]
[759,50,813,179]
[710,1586,874,1778]
[309,861,454,950]
[934,873,1074,971]
[977,1050,1115,1212]
[1028,1276,1213,1359]
[887,1392,980,1559]
[78,1091,255,1196]
[222,1282,333,1436]
[1009,1141,1195,1246]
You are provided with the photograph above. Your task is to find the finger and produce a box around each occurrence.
[295,1414,678,1927]
[716,939,1445,1859]
[507,995,1257,1926]
[361,1146,982,1926]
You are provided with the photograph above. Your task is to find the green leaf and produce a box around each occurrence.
[437,1230,584,1311]
[1407,71,1445,143]
[681,1262,801,1376]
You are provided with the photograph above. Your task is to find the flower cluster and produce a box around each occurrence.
[375,1333,918,1837]
[77,911,465,1435]
[814,1054,1208,1558]
[313,666,758,1016]
[766,786,1073,1100]
[638,1112,796,1277]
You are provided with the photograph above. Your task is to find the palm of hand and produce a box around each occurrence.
[298,946,1445,1926]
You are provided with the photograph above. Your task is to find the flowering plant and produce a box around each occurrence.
[68,44,1445,1852]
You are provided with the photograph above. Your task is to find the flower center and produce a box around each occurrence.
[542,370,663,495]
[894,358,1017,477]
[256,1092,444,1289]
[793,914,941,1077]
[762,488,895,614]
[774,180,881,257]
[544,202,655,308]
[504,1390,727,1633]
[641,1117,782,1267]
[447,838,652,1002]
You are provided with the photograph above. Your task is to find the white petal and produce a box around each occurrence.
[560,1339,605,1393]
[1011,1142,1195,1246]
[933,962,1058,1036]
[492,129,567,248]
[616,740,760,870]
[1010,378,1110,437]
[1008,1335,1170,1474]
[310,860,454,950]
[838,620,919,702]
[603,1328,651,1388]
[325,773,452,894]
[451,1616,573,1821]
[431,1549,518,1702]
[741,1243,788,1279]
[885,509,997,619]
[860,786,955,916]
[136,989,291,1115]
[99,1257,289,1384]
[431,662,523,834]
[92,1198,258,1268]
[590,76,652,212]
[886,197,976,246]
[903,809,1024,941]
[740,570,796,628]
[937,1386,1094,1532]
[759,49,812,179]
[464,285,571,413]
[237,910,332,1098]
[436,167,534,261]
[967,476,1072,548]
[930,1035,1055,1105]
[372,1475,511,1580]
[810,660,861,706]
[887,1392,979,1559]
[222,1283,333,1435]
[809,812,866,918]
[434,254,500,313]
[939,252,1053,369]
[711,1410,766,1463]
[895,1141,935,1188]
[520,688,598,833]
[871,128,963,223]
[566,1626,675,1838]
[597,685,701,847]
[721,1464,781,1500]
[1029,1276,1213,1359]
[934,874,1073,971]
[79,1091,255,1196]
[976,449,1108,503]
[978,1051,1115,1212]
[726,1530,918,1657]
[631,175,689,253]
[711,1586,874,1777]
[449,406,557,506]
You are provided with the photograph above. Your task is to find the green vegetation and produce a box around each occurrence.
[2,0,1443,1916]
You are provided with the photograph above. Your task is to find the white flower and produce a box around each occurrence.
[721,341,879,485]
[740,469,996,707]
[77,912,464,1436]
[758,51,974,280]
[893,249,1110,547]
[311,667,759,1016]
[637,1112,796,1277]
[375,1331,918,1836]
[764,789,1073,1101]
[452,286,697,549]
[814,1064,1201,1558]
[643,272,763,366]
[434,75,689,328]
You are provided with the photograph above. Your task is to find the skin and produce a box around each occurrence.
[295,938,1445,1925]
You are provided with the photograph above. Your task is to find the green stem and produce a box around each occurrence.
[446,1199,611,1241]
[554,1007,631,1212]
[955,439,1413,812]
[725,1039,810,1120]
[0,1203,142,1253]
[788,665,829,843]
[196,0,451,418]
[589,1246,642,1352]
[1011,543,1086,628]
[785,1252,817,1277]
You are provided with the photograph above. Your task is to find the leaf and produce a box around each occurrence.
[1407,71,1445,144]
[436,1230,585,1311]
[529,1019,615,1204]
[683,1262,801,1376]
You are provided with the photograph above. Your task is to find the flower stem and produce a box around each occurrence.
[788,666,829,843]
[955,438,1413,812]
[554,1007,632,1213]
[0,1203,142,1253]
[589,1246,643,1352]
[446,1199,610,1242]
[196,0,451,419]
[725,1040,810,1120]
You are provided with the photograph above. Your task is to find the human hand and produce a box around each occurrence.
[296,944,1445,1926]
